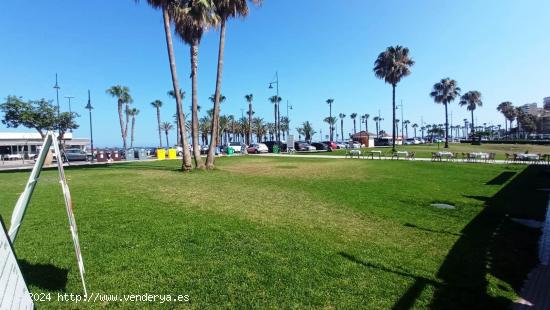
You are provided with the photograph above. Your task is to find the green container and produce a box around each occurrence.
[273,145,280,153]
[227,147,234,155]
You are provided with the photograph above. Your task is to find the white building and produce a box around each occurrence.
[519,103,542,116]
[0,131,90,159]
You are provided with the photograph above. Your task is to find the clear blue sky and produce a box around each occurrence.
[1,0,549,146]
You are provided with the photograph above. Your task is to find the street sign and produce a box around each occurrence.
[0,217,34,310]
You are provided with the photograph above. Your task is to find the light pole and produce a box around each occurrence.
[268,72,280,141]
[286,100,292,138]
[396,101,404,139]
[53,74,61,117]
[65,96,75,132]
[85,90,94,163]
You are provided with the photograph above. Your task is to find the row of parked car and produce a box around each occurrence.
[216,140,363,154]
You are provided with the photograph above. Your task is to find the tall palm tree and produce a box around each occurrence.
[127,107,140,148]
[269,96,282,140]
[459,91,483,136]
[245,94,254,144]
[137,0,192,171]
[403,120,410,138]
[279,116,290,140]
[326,99,334,140]
[373,116,382,138]
[206,0,262,169]
[106,85,132,150]
[350,113,358,135]
[168,89,185,146]
[324,117,337,140]
[252,117,265,142]
[339,113,346,141]
[150,100,163,148]
[373,45,415,151]
[161,121,173,147]
[430,78,461,148]
[497,101,513,134]
[411,123,418,138]
[172,0,215,169]
[364,114,370,133]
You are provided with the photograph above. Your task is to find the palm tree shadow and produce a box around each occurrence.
[18,260,68,291]
[395,166,548,309]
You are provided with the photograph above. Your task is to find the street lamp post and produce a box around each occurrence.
[65,96,75,132]
[269,72,280,141]
[85,90,94,163]
[53,74,61,118]
[286,100,292,138]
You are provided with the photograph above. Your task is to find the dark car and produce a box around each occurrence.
[311,142,332,152]
[294,141,315,151]
[322,141,337,150]
[263,141,287,153]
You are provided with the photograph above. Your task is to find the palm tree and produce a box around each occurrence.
[168,89,185,146]
[206,0,262,169]
[106,85,132,150]
[199,115,211,145]
[150,100,163,148]
[245,94,254,144]
[373,45,415,151]
[324,117,337,141]
[296,127,305,140]
[364,114,370,133]
[161,122,173,147]
[350,113,358,135]
[338,113,346,141]
[402,120,410,138]
[412,123,418,138]
[127,108,140,148]
[459,91,483,136]
[137,0,192,171]
[252,117,265,142]
[172,1,215,169]
[430,78,461,148]
[373,116,382,138]
[301,121,316,142]
[280,116,290,140]
[326,99,334,140]
[269,96,282,140]
[497,101,513,135]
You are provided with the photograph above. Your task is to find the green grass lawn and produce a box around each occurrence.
[0,157,548,309]
[296,143,550,160]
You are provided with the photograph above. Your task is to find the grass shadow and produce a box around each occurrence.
[403,223,461,237]
[18,260,68,292]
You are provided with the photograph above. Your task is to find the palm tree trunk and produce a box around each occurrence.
[392,84,396,152]
[162,6,192,171]
[190,42,204,169]
[365,119,368,133]
[248,103,252,145]
[329,103,332,141]
[118,99,126,150]
[353,119,356,135]
[131,116,136,148]
[340,119,344,141]
[206,20,226,169]
[165,131,170,147]
[376,122,379,138]
[125,103,130,148]
[471,110,475,135]
[444,103,449,148]
[156,107,162,148]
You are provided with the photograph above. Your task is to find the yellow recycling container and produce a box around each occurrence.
[168,148,177,159]
[157,148,166,160]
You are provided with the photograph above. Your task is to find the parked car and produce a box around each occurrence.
[247,143,268,154]
[64,148,91,161]
[335,142,348,149]
[311,142,332,151]
[227,142,245,153]
[349,141,362,148]
[404,138,421,145]
[374,138,391,146]
[294,141,316,151]
[322,141,337,150]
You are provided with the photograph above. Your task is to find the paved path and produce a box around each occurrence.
[252,153,517,164]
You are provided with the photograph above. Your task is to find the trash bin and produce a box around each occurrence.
[157,148,166,160]
[273,144,280,153]
[97,150,107,162]
[138,148,148,160]
[168,148,177,159]
[126,148,135,160]
[227,147,234,156]
[112,150,121,161]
